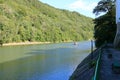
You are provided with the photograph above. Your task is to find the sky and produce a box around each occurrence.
[39,0,101,18]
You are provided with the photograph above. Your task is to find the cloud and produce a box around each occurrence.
[68,0,97,12]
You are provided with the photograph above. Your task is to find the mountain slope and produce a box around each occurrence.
[0,0,94,44]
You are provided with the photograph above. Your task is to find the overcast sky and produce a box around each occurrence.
[39,0,101,18]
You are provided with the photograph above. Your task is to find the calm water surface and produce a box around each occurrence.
[0,41,91,80]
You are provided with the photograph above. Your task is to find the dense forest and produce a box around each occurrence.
[0,0,94,45]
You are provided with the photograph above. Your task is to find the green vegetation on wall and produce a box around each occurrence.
[0,0,94,44]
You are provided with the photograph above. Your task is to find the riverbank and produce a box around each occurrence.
[69,46,101,80]
[1,40,77,46]
[2,41,51,46]
[69,43,120,80]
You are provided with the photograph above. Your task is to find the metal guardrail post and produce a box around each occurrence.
[91,40,94,60]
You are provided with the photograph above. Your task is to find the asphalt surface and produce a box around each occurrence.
[100,44,120,80]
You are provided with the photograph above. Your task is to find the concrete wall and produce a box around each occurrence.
[116,0,120,23]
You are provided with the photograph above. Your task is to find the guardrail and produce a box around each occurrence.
[92,44,106,80]
[92,48,102,80]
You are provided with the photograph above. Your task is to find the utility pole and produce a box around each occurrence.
[91,40,93,59]
[114,0,120,48]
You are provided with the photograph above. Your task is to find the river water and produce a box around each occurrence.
[0,41,91,80]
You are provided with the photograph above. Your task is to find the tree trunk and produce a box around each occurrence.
[114,22,120,48]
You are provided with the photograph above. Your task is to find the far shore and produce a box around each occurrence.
[1,40,85,46]
[2,41,51,46]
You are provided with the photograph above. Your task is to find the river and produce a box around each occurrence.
[0,41,91,80]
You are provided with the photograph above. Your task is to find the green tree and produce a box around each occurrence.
[94,9,116,47]
[93,0,116,47]
[93,0,115,15]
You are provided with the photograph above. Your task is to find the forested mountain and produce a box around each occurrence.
[0,0,94,44]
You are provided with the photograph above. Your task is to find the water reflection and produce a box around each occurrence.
[0,41,90,80]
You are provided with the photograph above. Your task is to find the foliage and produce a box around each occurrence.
[89,60,96,68]
[93,0,116,47]
[0,0,94,44]
[93,0,115,15]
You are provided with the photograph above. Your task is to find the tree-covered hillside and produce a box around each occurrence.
[0,0,94,44]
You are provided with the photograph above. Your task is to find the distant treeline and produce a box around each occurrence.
[0,0,94,45]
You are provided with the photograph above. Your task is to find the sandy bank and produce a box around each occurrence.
[2,42,51,46]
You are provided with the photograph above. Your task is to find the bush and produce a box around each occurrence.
[89,60,96,68]
[0,40,3,46]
